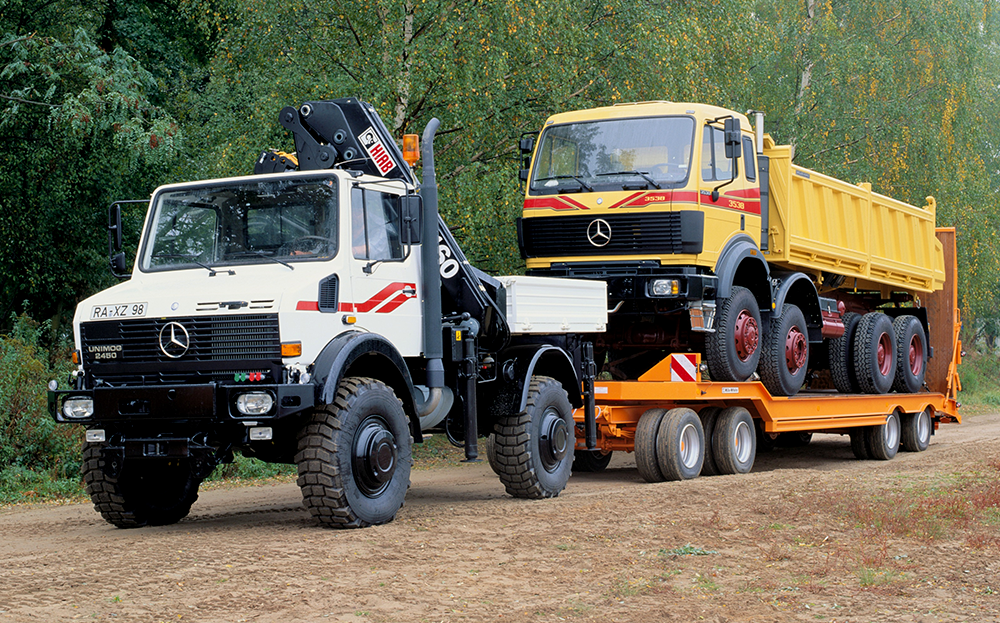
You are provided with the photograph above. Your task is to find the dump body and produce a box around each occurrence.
[765,139,946,295]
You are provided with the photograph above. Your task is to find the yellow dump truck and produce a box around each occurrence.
[517,102,946,397]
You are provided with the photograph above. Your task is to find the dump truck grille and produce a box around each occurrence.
[519,212,703,258]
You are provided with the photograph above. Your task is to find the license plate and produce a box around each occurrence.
[90,303,148,319]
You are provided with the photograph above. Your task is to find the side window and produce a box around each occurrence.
[351,187,403,261]
[743,137,756,181]
[701,126,732,182]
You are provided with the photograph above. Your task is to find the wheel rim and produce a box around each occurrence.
[909,333,924,376]
[734,421,753,463]
[917,409,931,444]
[734,310,759,362]
[877,332,893,376]
[785,326,808,373]
[679,423,701,469]
[353,416,398,497]
[539,406,570,472]
[884,413,900,449]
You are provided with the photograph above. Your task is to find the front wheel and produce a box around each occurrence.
[494,376,574,499]
[706,286,762,382]
[82,443,201,529]
[760,304,809,396]
[296,377,412,528]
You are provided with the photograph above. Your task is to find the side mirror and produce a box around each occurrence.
[724,118,742,160]
[110,252,129,276]
[400,194,422,245]
[109,203,123,252]
[519,134,536,183]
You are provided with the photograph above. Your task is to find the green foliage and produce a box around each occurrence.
[0,315,79,475]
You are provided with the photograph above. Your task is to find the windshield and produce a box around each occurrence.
[141,176,339,271]
[529,116,695,195]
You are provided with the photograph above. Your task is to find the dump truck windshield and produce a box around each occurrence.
[529,116,695,195]
[141,177,339,271]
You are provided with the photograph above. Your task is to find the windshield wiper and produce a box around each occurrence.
[152,253,235,276]
[247,251,294,271]
[535,174,594,192]
[596,170,661,189]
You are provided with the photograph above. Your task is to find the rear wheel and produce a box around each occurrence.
[706,286,762,382]
[891,315,928,393]
[296,377,412,528]
[635,408,668,483]
[572,449,614,472]
[760,304,809,396]
[654,408,705,481]
[901,408,932,452]
[829,311,862,393]
[711,407,756,474]
[82,443,201,529]
[495,376,574,499]
[865,410,902,460]
[854,313,896,394]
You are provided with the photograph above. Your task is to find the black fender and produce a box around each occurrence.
[498,344,583,412]
[312,331,422,441]
[769,271,823,340]
[714,234,771,310]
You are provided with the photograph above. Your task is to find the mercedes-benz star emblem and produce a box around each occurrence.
[587,218,612,247]
[158,322,190,358]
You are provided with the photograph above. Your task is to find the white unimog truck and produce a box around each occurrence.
[48,98,612,529]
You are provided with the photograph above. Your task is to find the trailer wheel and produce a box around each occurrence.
[850,429,871,460]
[655,408,705,481]
[854,313,896,394]
[828,311,862,393]
[706,286,762,382]
[698,407,722,476]
[756,420,778,453]
[485,433,501,475]
[495,376,574,499]
[760,304,809,396]
[634,408,668,482]
[891,315,927,393]
[865,410,901,461]
[296,377,412,528]
[712,407,756,475]
[82,443,201,529]
[777,432,813,447]
[901,408,932,452]
[572,449,614,472]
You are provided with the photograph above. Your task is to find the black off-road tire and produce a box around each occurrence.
[850,429,871,460]
[572,449,614,473]
[706,286,762,382]
[865,410,901,461]
[82,442,201,529]
[296,377,412,528]
[494,376,574,499]
[485,433,501,475]
[854,313,896,394]
[760,304,810,397]
[635,408,668,483]
[891,315,928,394]
[901,408,932,452]
[829,311,862,393]
[698,407,722,476]
[654,408,705,481]
[712,407,756,475]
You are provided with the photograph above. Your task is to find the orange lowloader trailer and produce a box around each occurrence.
[572,229,962,480]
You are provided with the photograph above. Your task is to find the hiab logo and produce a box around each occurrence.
[359,127,397,176]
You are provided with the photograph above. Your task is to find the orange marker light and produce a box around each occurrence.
[71,350,80,365]
[281,342,302,357]
[402,134,420,166]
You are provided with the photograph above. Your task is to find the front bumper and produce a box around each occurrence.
[49,382,315,425]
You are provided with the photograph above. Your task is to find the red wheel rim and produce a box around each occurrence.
[877,332,892,376]
[734,310,759,362]
[785,326,807,373]
[909,333,924,375]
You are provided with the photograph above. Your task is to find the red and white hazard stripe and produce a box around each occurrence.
[670,354,698,382]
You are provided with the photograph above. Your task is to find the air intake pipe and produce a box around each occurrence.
[415,118,445,417]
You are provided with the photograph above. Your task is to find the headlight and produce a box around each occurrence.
[651,279,681,296]
[62,398,94,420]
[236,392,274,416]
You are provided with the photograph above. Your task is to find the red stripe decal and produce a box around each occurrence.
[296,301,319,311]
[347,282,417,314]
[338,302,355,313]
[523,196,590,211]
[608,192,646,210]
[376,292,415,314]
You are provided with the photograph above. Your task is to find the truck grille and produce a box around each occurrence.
[519,212,703,258]
[81,314,281,365]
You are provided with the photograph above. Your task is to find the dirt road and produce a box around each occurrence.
[2,412,999,623]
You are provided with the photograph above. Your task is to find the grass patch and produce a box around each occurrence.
[206,453,296,483]
[412,433,466,469]
[957,350,1000,412]
[0,465,86,505]
[660,544,718,557]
